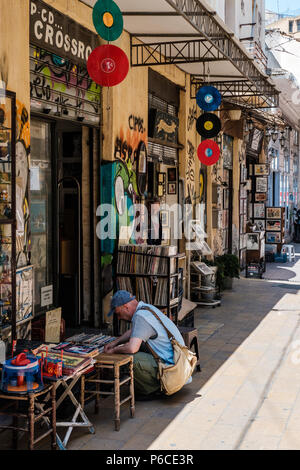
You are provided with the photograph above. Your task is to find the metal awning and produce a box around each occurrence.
[83,0,279,109]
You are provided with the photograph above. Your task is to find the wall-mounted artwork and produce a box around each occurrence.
[266,207,281,219]
[254,203,265,218]
[266,219,281,231]
[266,232,282,243]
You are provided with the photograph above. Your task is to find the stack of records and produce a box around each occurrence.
[117,245,178,275]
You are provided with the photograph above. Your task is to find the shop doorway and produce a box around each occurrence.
[30,117,101,329]
[57,122,82,327]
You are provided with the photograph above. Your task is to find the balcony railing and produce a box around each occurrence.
[240,39,268,73]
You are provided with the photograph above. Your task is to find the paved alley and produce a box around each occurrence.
[3,247,300,451]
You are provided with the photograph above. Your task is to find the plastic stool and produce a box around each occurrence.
[281,244,295,262]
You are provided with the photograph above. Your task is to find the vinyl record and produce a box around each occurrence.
[196,86,222,112]
[87,45,129,87]
[196,113,221,138]
[93,0,124,41]
[197,139,220,166]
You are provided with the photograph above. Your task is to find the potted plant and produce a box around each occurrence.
[215,254,240,290]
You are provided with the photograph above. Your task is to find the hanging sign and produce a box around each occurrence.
[87,44,129,87]
[196,86,222,112]
[196,113,221,139]
[197,140,220,166]
[93,0,124,42]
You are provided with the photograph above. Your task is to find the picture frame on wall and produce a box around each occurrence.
[161,227,170,245]
[266,207,282,219]
[254,219,265,231]
[168,182,176,195]
[254,203,265,218]
[266,232,282,243]
[256,177,268,193]
[160,210,169,227]
[246,233,260,250]
[254,164,269,176]
[266,219,281,231]
[255,193,267,202]
[167,167,177,183]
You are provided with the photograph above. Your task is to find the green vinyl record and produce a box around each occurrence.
[93,0,124,42]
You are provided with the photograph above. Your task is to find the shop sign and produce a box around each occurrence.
[41,285,53,307]
[151,110,179,144]
[30,0,99,67]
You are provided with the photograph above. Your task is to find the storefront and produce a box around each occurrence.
[29,0,101,327]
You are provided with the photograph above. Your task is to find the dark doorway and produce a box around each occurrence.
[57,122,82,328]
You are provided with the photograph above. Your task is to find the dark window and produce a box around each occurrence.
[289,20,294,33]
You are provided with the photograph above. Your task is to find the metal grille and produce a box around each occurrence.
[148,141,178,165]
[148,93,178,116]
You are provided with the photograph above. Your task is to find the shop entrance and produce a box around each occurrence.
[30,117,101,329]
[57,122,82,327]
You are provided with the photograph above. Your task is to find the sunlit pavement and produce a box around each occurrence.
[2,248,300,450]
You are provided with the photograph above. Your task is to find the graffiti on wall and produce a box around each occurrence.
[16,100,31,266]
[30,46,101,123]
[114,115,147,203]
[187,105,197,132]
[186,140,195,204]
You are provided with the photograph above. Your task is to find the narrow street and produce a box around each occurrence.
[2,246,300,451]
[60,245,300,450]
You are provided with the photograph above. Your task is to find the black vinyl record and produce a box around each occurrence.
[196,113,221,138]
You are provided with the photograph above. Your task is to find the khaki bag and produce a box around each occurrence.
[144,307,197,396]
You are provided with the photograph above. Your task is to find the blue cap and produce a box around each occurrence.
[108,290,136,317]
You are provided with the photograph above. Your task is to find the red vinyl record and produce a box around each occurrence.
[197,139,220,166]
[87,44,129,87]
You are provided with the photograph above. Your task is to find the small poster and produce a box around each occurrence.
[45,308,62,344]
[266,232,282,243]
[254,164,269,176]
[246,233,259,250]
[254,203,265,218]
[255,193,267,202]
[254,219,265,231]
[266,207,281,219]
[266,219,281,231]
[41,285,53,307]
[256,177,268,193]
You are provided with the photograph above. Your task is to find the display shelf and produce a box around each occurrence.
[116,246,185,330]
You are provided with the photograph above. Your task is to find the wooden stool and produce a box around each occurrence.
[178,326,201,372]
[81,353,135,432]
[0,384,56,450]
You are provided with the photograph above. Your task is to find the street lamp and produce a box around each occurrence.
[271,126,279,142]
[279,131,286,149]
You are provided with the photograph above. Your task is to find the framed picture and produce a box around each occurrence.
[266,219,281,231]
[254,164,269,176]
[168,182,176,195]
[246,233,260,251]
[167,167,177,182]
[266,207,281,219]
[266,232,282,243]
[161,227,170,245]
[256,177,268,193]
[254,203,265,218]
[157,172,166,183]
[255,193,267,202]
[160,210,169,227]
[254,219,265,231]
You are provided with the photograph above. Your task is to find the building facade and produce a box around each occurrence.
[0,0,289,336]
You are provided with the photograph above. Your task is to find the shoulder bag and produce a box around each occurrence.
[143,307,197,396]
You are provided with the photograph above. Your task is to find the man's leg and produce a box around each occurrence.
[133,352,161,396]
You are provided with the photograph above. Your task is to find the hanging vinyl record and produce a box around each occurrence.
[93,0,124,41]
[196,113,221,139]
[197,139,220,166]
[87,44,129,87]
[196,86,222,112]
